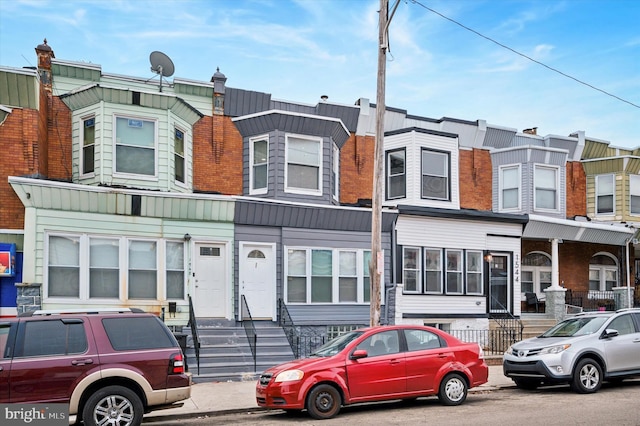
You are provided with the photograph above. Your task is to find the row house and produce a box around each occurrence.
[1,40,637,340]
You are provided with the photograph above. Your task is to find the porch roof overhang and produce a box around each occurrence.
[396,205,529,225]
[523,214,634,246]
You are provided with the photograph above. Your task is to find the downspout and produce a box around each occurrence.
[626,228,638,309]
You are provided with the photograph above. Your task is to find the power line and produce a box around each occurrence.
[410,0,640,110]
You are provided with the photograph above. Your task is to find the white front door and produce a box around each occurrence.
[240,243,275,320]
[193,243,227,318]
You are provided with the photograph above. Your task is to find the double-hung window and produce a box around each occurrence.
[166,241,185,299]
[596,174,614,214]
[48,235,80,297]
[89,238,119,298]
[128,240,157,299]
[286,248,372,304]
[403,247,421,293]
[630,174,640,215]
[386,149,406,199]
[174,128,185,184]
[82,117,95,175]
[424,248,442,293]
[332,144,340,201]
[286,135,321,194]
[250,136,268,194]
[466,251,483,294]
[114,116,156,177]
[421,149,449,200]
[446,249,463,294]
[500,165,520,210]
[534,165,558,210]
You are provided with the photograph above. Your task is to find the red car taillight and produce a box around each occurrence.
[169,352,185,374]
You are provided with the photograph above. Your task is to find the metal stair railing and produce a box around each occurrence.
[488,295,523,353]
[241,295,257,372]
[187,295,201,374]
[277,298,299,358]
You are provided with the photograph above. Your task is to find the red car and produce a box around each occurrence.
[256,325,488,419]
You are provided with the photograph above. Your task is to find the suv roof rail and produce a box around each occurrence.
[27,307,146,316]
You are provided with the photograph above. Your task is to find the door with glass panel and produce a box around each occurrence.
[489,254,510,313]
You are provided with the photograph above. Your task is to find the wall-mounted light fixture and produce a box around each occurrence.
[484,253,493,263]
[183,233,191,242]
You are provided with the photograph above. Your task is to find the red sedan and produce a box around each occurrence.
[256,325,488,419]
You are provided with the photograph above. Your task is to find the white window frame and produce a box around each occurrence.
[423,248,443,294]
[630,174,640,215]
[521,251,552,298]
[284,134,322,196]
[589,252,618,291]
[445,249,463,294]
[534,164,559,212]
[403,247,422,294]
[285,247,372,304]
[596,174,615,215]
[81,115,96,177]
[45,233,185,303]
[113,114,158,180]
[173,126,187,186]
[499,164,521,211]
[250,135,269,195]
[466,250,484,295]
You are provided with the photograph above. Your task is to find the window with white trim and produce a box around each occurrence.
[596,174,614,214]
[589,254,618,291]
[114,116,156,176]
[285,135,321,194]
[630,174,640,215]
[500,165,520,210]
[534,165,558,210]
[250,136,268,194]
[174,128,185,184]
[82,117,95,175]
[446,249,463,294]
[421,149,449,200]
[522,252,552,297]
[386,149,406,199]
[47,234,185,301]
[286,248,372,304]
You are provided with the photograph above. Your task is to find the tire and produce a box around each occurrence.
[82,385,144,426]
[513,378,541,390]
[438,373,468,406]
[571,358,603,394]
[306,384,342,420]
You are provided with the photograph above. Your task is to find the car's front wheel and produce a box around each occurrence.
[82,385,144,426]
[571,358,603,394]
[306,384,342,420]
[438,373,468,405]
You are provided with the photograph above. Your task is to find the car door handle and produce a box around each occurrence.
[71,358,94,366]
[633,339,640,343]
[389,359,402,365]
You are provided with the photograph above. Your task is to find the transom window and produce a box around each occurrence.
[500,165,520,210]
[534,165,558,210]
[521,252,552,297]
[286,248,372,304]
[596,174,614,214]
[82,117,95,175]
[114,116,156,176]
[286,135,321,194]
[589,254,618,291]
[386,149,406,199]
[250,136,268,194]
[421,149,449,200]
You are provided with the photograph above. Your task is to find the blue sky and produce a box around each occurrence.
[1,0,639,148]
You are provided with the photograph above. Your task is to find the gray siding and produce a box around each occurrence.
[225,87,271,117]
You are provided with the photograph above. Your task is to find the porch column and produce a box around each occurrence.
[551,238,561,289]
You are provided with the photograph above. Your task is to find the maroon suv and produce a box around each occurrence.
[0,308,191,426]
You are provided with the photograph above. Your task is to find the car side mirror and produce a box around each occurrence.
[602,329,619,339]
[350,349,368,360]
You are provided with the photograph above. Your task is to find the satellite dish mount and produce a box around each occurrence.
[149,51,175,92]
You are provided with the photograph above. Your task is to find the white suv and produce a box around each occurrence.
[503,308,640,393]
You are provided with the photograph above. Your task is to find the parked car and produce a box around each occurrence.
[256,324,488,420]
[503,308,640,393]
[0,308,191,426]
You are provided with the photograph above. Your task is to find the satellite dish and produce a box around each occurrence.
[149,51,174,92]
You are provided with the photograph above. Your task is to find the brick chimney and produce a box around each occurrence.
[35,39,55,89]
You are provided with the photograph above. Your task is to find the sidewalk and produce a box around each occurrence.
[144,365,513,422]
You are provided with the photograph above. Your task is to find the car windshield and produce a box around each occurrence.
[311,331,364,357]
[541,316,609,338]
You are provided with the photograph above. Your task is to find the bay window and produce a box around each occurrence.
[115,116,156,176]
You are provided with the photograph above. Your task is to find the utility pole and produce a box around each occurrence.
[371,0,398,326]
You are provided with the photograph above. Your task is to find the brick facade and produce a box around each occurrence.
[339,134,375,204]
[459,148,492,210]
[565,160,587,218]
